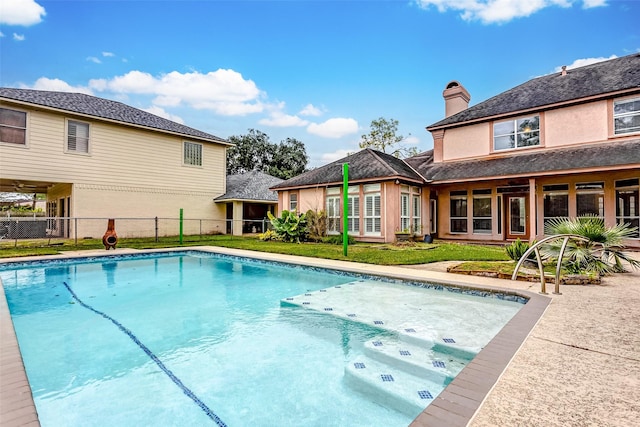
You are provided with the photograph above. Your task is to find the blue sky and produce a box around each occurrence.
[1,0,639,167]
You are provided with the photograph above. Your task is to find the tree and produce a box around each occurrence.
[268,138,309,180]
[359,117,417,158]
[226,130,309,179]
[226,129,272,175]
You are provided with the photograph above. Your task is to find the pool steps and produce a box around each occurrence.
[344,336,471,417]
[280,286,482,418]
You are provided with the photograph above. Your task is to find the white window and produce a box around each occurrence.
[400,192,410,232]
[614,97,640,135]
[472,189,492,234]
[576,182,604,218]
[183,141,202,166]
[412,194,421,235]
[0,108,27,145]
[67,120,89,153]
[494,115,540,151]
[348,195,360,234]
[289,193,298,212]
[616,178,639,238]
[362,184,381,235]
[326,196,340,234]
[429,199,437,234]
[450,191,467,233]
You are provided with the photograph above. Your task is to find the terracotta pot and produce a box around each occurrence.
[102,219,118,250]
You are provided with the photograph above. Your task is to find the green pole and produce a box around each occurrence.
[342,163,349,256]
[179,208,184,245]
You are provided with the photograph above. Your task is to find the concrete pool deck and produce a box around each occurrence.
[0,247,638,426]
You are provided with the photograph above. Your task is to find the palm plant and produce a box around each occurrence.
[267,210,308,243]
[543,215,640,275]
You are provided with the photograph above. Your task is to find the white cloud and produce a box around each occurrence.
[102,51,115,57]
[87,56,101,64]
[553,55,617,72]
[25,77,93,94]
[415,0,607,24]
[401,135,420,146]
[0,32,4,37]
[307,118,359,139]
[299,104,324,117]
[89,69,265,116]
[12,33,25,41]
[259,111,309,127]
[321,149,354,163]
[142,106,185,124]
[0,0,46,26]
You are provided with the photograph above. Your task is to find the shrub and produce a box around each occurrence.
[505,239,531,261]
[305,209,327,242]
[258,229,279,241]
[543,215,640,275]
[322,234,356,245]
[267,210,308,243]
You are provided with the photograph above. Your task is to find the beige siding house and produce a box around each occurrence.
[0,88,231,238]
[273,54,640,248]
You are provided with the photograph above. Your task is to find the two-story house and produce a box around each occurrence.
[272,53,640,248]
[0,88,231,238]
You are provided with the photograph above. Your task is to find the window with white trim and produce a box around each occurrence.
[450,190,467,233]
[494,115,540,151]
[616,178,639,238]
[0,108,27,145]
[183,141,202,166]
[576,182,604,218]
[412,194,421,235]
[400,191,410,232]
[289,193,298,212]
[614,97,640,135]
[348,186,360,234]
[363,184,381,235]
[472,189,492,234]
[67,120,89,153]
[326,195,340,234]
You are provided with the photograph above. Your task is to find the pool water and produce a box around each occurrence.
[1,252,523,426]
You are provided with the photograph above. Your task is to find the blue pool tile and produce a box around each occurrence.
[302,302,310,305]
[324,307,333,311]
[433,361,446,368]
[372,341,383,347]
[319,289,327,292]
[443,338,456,343]
[399,350,411,356]
[354,362,366,369]
[286,297,294,301]
[347,313,357,317]
[380,374,394,382]
[405,328,416,333]
[418,390,433,399]
[335,286,341,288]
[304,293,312,296]
[374,320,384,325]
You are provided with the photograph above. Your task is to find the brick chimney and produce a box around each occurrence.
[443,81,470,118]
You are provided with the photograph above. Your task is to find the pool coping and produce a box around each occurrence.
[0,247,551,427]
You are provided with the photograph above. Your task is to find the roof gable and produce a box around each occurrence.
[271,149,424,189]
[429,53,640,129]
[0,87,228,143]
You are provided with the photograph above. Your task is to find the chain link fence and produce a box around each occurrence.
[0,215,272,248]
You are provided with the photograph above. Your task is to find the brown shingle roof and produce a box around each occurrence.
[215,171,283,202]
[0,87,228,144]
[428,53,640,129]
[412,139,640,183]
[271,149,424,189]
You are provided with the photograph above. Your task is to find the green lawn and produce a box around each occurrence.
[0,235,510,265]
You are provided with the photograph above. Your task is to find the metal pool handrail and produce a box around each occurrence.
[511,234,592,295]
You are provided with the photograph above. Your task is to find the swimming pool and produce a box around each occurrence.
[1,250,525,426]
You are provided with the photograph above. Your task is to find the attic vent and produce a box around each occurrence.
[446,81,459,89]
[561,65,567,76]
